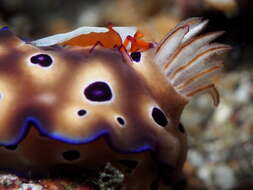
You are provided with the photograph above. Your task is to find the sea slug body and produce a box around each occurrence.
[0,18,230,189]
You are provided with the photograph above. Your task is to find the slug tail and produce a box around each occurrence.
[154,18,231,106]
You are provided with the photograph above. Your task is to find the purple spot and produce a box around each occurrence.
[152,107,168,127]
[62,150,80,161]
[116,116,125,125]
[77,109,87,116]
[130,52,141,62]
[30,54,53,67]
[84,81,112,102]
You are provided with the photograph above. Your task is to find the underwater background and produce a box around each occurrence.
[0,0,252,189]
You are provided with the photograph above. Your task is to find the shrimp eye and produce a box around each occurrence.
[30,54,53,67]
[130,52,141,62]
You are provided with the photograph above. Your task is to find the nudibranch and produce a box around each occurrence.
[0,18,230,190]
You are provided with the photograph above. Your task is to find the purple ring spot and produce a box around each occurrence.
[152,107,168,127]
[30,54,53,67]
[84,81,112,102]
[62,150,80,161]
[77,109,87,116]
[130,52,141,62]
[116,116,125,126]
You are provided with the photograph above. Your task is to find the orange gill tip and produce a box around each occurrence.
[154,18,231,106]
[162,31,226,75]
[155,17,209,66]
[180,18,209,43]
[167,43,230,82]
[175,65,223,90]
[154,25,190,68]
[174,60,223,107]
[155,17,208,55]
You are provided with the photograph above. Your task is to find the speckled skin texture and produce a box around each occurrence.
[0,29,187,189]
